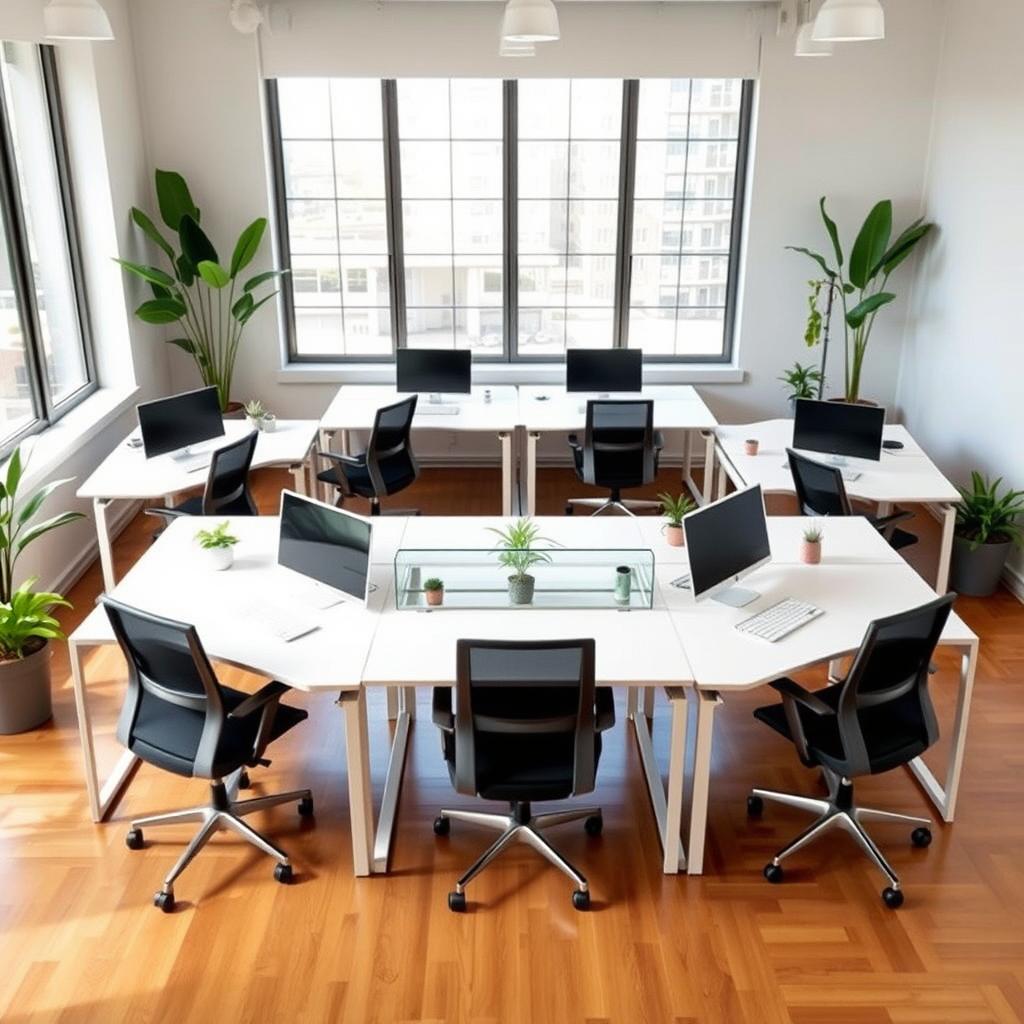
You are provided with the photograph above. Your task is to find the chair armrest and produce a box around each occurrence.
[143,506,186,522]
[653,430,665,452]
[871,508,915,532]
[432,687,454,731]
[769,678,833,715]
[229,681,290,719]
[567,434,582,451]
[317,450,362,468]
[595,687,615,732]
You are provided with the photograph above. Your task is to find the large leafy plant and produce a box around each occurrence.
[0,446,83,658]
[789,198,933,403]
[116,169,286,412]
[487,518,555,581]
[955,473,1024,549]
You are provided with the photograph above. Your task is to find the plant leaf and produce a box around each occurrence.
[819,197,844,269]
[229,218,267,278]
[14,477,74,526]
[785,246,835,279]
[846,292,896,329]
[197,261,230,289]
[232,293,254,320]
[176,253,196,288]
[130,206,176,262]
[135,298,187,325]
[113,258,177,289]
[15,512,86,554]
[876,222,933,277]
[243,269,287,293]
[4,447,22,496]
[178,214,218,267]
[848,200,892,289]
[155,170,199,232]
[166,337,196,355]
[239,290,278,323]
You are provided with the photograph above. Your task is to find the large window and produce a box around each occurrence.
[0,43,93,452]
[269,77,751,364]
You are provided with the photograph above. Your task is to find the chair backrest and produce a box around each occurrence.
[787,448,853,517]
[452,638,598,798]
[365,396,419,497]
[828,593,956,776]
[203,430,259,515]
[582,400,657,489]
[103,597,226,778]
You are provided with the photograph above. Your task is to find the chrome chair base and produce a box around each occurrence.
[566,496,661,517]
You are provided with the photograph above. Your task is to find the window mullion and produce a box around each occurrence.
[503,80,517,363]
[381,80,407,352]
[265,80,299,362]
[613,80,639,351]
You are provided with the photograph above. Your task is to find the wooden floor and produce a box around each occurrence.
[1,467,1023,1023]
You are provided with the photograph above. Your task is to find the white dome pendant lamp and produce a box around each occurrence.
[813,0,885,43]
[501,0,560,44]
[43,0,114,41]
[795,0,833,56]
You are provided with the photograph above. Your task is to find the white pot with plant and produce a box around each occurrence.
[194,521,240,571]
[658,492,696,547]
[244,399,265,431]
[488,518,554,606]
[801,523,823,565]
[0,445,84,734]
[423,577,445,607]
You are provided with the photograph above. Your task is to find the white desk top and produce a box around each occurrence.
[716,420,960,505]
[77,420,319,501]
[321,385,520,432]
[518,384,718,432]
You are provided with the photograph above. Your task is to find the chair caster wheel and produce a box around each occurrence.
[747,795,764,818]
[763,863,784,884]
[584,815,603,837]
[433,815,451,836]
[153,890,175,913]
[882,886,904,909]
[125,828,145,850]
[911,827,932,848]
[237,770,251,790]
[448,891,466,912]
[572,889,591,911]
[564,505,574,516]
[298,796,314,817]
[274,863,294,884]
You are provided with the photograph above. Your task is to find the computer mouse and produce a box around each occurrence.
[535,394,550,401]
[882,440,904,451]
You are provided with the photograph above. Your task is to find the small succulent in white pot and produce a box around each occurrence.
[244,399,265,431]
[195,521,240,571]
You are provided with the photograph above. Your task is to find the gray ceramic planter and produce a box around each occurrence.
[950,536,1012,597]
[508,574,536,605]
[0,642,53,734]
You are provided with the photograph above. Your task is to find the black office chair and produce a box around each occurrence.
[747,593,956,909]
[787,448,918,551]
[145,430,259,529]
[104,597,313,912]
[566,400,664,516]
[431,638,615,911]
[318,396,420,516]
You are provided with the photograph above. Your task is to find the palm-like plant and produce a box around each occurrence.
[658,492,696,527]
[955,473,1024,549]
[487,518,555,581]
[778,362,824,403]
[789,198,933,403]
[116,169,286,412]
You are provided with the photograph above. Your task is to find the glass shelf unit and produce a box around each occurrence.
[394,547,656,611]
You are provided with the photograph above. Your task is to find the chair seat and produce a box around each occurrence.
[754,680,929,776]
[130,685,308,779]
[317,455,417,499]
[886,527,918,551]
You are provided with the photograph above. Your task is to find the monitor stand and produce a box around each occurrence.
[827,455,849,468]
[428,393,445,405]
[168,444,210,464]
[712,585,760,609]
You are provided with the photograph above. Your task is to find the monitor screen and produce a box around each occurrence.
[684,485,771,602]
[566,349,643,394]
[136,386,225,458]
[792,399,885,462]
[278,491,373,603]
[396,348,472,395]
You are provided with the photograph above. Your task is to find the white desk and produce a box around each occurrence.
[714,420,962,593]
[319,385,521,515]
[77,419,320,592]
[517,385,719,514]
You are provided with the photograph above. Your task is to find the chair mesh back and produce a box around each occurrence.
[584,400,656,489]
[367,396,419,496]
[206,431,258,511]
[787,449,851,517]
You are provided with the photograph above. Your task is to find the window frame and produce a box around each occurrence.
[0,44,96,458]
[269,77,753,366]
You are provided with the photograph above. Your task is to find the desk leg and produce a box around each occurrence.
[936,503,955,594]
[701,431,715,505]
[686,689,721,876]
[681,432,692,497]
[372,689,414,873]
[93,498,117,593]
[642,687,655,719]
[339,689,374,877]
[385,687,399,721]
[289,462,307,498]
[526,432,539,516]
[499,431,513,516]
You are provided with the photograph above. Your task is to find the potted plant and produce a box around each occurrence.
[116,169,287,415]
[194,521,240,571]
[801,522,823,565]
[261,412,277,433]
[658,492,696,547]
[0,445,84,734]
[950,473,1024,596]
[423,577,445,607]
[488,518,554,606]
[789,198,933,404]
[244,399,265,431]
[779,361,824,412]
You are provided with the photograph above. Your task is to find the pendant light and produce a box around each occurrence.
[499,40,537,58]
[795,1,833,56]
[501,0,559,44]
[229,0,264,35]
[812,0,885,43]
[43,0,114,41]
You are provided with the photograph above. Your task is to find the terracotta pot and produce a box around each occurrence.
[0,641,53,734]
[425,587,444,607]
[744,439,759,456]
[800,539,822,565]
[663,523,685,547]
[222,401,245,420]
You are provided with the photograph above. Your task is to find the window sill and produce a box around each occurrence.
[277,362,746,387]
[18,385,140,491]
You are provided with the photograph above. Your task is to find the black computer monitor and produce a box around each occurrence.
[277,491,372,604]
[396,348,472,395]
[136,386,224,459]
[565,348,643,394]
[683,485,771,608]
[792,399,885,462]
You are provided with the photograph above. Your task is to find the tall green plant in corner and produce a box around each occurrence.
[789,198,933,404]
[116,169,287,412]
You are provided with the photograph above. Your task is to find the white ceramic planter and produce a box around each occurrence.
[199,545,234,571]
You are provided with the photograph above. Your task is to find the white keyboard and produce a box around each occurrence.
[418,404,460,416]
[841,469,862,482]
[240,600,319,642]
[735,598,824,642]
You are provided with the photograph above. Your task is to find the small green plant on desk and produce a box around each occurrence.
[488,517,555,606]
[423,577,445,607]
[658,492,696,547]
[244,399,265,429]
[194,521,240,571]
[801,522,823,565]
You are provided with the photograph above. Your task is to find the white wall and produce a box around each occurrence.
[896,0,1024,588]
